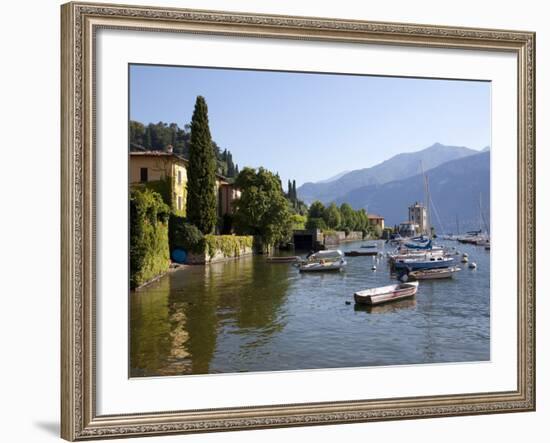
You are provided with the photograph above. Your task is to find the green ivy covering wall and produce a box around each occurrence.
[203,234,253,258]
[130,188,171,289]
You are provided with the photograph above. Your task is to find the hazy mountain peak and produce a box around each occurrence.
[297,143,479,204]
[316,170,350,184]
[334,150,490,232]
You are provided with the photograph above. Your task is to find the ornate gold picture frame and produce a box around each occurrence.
[61,2,535,440]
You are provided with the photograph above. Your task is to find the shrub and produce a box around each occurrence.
[219,214,234,235]
[290,213,307,230]
[130,188,170,289]
[204,234,253,258]
[168,215,205,253]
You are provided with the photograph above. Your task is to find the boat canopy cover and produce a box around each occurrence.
[411,235,428,242]
[310,250,344,260]
[404,239,433,250]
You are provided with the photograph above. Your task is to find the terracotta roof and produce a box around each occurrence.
[367,213,384,219]
[130,150,188,164]
[130,150,231,183]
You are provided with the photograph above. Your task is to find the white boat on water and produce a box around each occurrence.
[388,248,446,263]
[407,266,461,280]
[476,238,490,247]
[354,281,419,305]
[299,250,347,273]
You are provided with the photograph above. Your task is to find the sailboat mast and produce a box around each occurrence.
[426,175,431,238]
[479,193,483,233]
[420,161,431,238]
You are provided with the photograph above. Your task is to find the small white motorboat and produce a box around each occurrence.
[299,250,347,273]
[354,281,419,306]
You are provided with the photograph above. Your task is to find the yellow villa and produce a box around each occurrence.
[129,147,240,219]
[367,213,385,230]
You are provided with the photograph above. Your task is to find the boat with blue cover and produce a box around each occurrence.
[393,255,455,271]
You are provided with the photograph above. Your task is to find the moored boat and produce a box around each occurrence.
[345,250,379,257]
[354,281,419,305]
[393,255,455,271]
[266,256,300,263]
[299,250,347,272]
[388,247,446,263]
[407,266,461,280]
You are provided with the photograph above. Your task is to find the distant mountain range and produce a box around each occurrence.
[297,143,490,233]
[316,170,350,184]
[297,143,481,204]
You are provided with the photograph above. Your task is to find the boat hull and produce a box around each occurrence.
[299,261,346,272]
[266,256,300,263]
[408,266,460,280]
[354,282,419,306]
[394,257,455,271]
[345,250,378,257]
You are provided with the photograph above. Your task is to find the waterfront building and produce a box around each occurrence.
[130,147,240,218]
[398,221,420,237]
[367,213,385,230]
[408,202,428,234]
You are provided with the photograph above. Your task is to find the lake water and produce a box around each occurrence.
[130,240,490,377]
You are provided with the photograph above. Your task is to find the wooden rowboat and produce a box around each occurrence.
[408,266,460,280]
[354,281,419,306]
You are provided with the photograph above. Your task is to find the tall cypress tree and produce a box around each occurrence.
[292,180,297,202]
[186,96,218,234]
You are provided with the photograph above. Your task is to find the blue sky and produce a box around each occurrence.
[130,64,490,186]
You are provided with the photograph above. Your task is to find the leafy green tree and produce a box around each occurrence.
[308,200,325,219]
[290,213,307,230]
[129,119,237,176]
[305,217,327,231]
[233,167,292,249]
[186,96,218,234]
[357,208,369,232]
[323,202,342,229]
[339,203,355,230]
[129,121,146,147]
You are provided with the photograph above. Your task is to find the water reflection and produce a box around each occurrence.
[131,240,490,377]
[131,256,291,376]
[354,298,417,314]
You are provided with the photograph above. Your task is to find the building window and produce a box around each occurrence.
[177,170,182,185]
[178,196,182,211]
[140,167,148,182]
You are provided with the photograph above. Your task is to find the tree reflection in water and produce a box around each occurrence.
[130,256,291,377]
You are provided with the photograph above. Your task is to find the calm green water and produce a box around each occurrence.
[130,240,490,377]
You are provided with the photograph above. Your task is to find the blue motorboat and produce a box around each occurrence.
[393,255,455,271]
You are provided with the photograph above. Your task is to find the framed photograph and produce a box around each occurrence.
[61,1,536,440]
